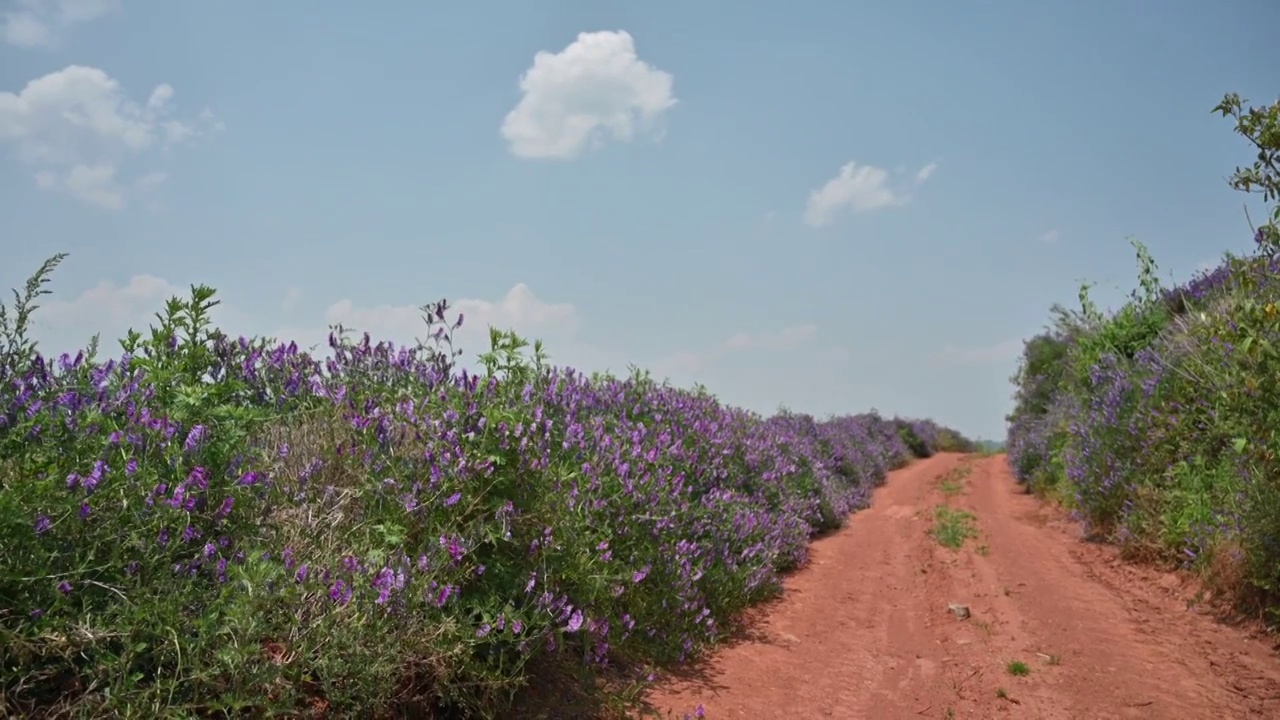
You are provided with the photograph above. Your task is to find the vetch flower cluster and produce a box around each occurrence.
[0,278,967,718]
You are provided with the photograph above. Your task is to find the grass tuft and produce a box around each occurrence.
[931,507,978,550]
[1006,660,1031,677]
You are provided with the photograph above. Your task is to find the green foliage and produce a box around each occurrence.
[931,506,977,550]
[1011,334,1069,418]
[0,253,69,378]
[1,284,291,717]
[933,428,976,454]
[0,255,972,717]
[897,424,930,458]
[1006,91,1280,619]
[973,439,1006,457]
[1005,660,1030,677]
[1070,239,1169,383]
[1214,93,1280,251]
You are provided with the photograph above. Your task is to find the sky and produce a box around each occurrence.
[1,0,1277,441]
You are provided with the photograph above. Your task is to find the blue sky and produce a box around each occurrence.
[1,0,1276,440]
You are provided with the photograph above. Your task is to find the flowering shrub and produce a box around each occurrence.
[0,260,966,717]
[893,418,975,459]
[1005,92,1280,619]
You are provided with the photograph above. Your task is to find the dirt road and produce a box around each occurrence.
[641,453,1280,719]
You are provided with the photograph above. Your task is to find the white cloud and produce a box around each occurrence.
[1039,229,1060,243]
[2,9,50,46]
[654,350,705,376]
[324,283,581,352]
[915,162,938,183]
[724,325,817,351]
[0,65,218,208]
[55,0,117,23]
[31,274,183,353]
[27,274,589,363]
[1195,257,1222,274]
[135,170,167,188]
[23,274,842,422]
[455,284,580,340]
[500,30,676,160]
[803,161,909,228]
[24,270,825,393]
[42,274,181,325]
[658,324,819,374]
[62,163,125,209]
[282,287,303,314]
[934,338,1023,367]
[2,0,118,48]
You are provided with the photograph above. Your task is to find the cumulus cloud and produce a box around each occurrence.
[1196,257,1221,273]
[0,65,218,209]
[21,272,838,422]
[724,325,817,352]
[2,0,118,48]
[915,162,938,183]
[41,274,181,326]
[61,163,127,209]
[803,161,911,228]
[281,287,303,314]
[933,338,1023,367]
[25,273,590,363]
[500,30,676,160]
[30,274,184,354]
[656,324,819,374]
[325,283,582,352]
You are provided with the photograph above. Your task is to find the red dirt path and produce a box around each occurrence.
[639,453,1280,719]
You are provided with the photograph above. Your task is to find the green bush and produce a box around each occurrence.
[0,258,969,717]
[1006,91,1280,618]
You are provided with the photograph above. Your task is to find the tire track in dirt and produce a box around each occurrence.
[639,453,1280,719]
[953,455,1280,718]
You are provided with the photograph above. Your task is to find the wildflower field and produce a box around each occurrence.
[0,257,972,718]
[1006,93,1280,619]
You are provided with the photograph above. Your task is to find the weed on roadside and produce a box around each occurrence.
[937,463,972,496]
[1004,93,1280,624]
[995,686,1021,704]
[932,507,978,550]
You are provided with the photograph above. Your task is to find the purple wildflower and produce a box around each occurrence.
[183,424,208,452]
[564,609,584,633]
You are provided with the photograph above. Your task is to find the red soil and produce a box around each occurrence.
[640,453,1280,719]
